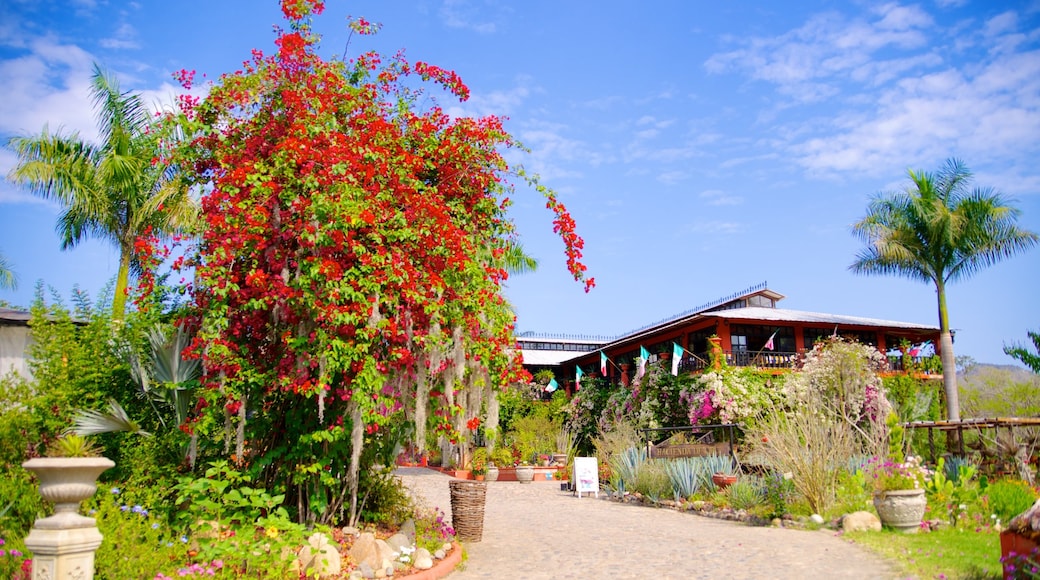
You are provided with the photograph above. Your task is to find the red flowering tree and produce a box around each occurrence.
[164,0,592,524]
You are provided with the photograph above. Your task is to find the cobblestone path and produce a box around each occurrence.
[397,468,898,580]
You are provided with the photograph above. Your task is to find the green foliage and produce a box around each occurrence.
[727,477,765,511]
[924,456,981,526]
[761,471,798,519]
[631,459,672,503]
[357,467,414,526]
[91,489,182,580]
[412,505,456,555]
[0,532,29,580]
[985,478,1038,523]
[1004,329,1040,374]
[172,461,288,530]
[846,526,1001,579]
[169,461,306,577]
[607,447,646,495]
[961,364,1040,417]
[665,457,707,500]
[47,433,102,457]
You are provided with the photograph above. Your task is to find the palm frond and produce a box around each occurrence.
[71,398,151,437]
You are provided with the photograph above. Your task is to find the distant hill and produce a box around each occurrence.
[959,363,1040,417]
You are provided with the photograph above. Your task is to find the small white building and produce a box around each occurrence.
[0,308,33,379]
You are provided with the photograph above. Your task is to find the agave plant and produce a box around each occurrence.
[608,446,647,495]
[71,398,151,438]
[665,457,705,500]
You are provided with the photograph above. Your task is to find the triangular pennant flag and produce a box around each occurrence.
[671,342,682,376]
[600,351,608,376]
[545,378,559,393]
[576,366,584,390]
[832,325,839,338]
[763,331,777,351]
[635,346,648,381]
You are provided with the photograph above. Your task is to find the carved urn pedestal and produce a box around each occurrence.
[22,457,115,580]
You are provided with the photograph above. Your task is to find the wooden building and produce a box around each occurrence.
[518,282,940,389]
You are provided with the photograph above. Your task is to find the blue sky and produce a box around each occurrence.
[1,0,1038,366]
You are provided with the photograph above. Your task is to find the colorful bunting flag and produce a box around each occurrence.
[763,331,777,351]
[600,351,608,376]
[576,366,584,390]
[671,342,683,376]
[545,378,559,393]
[636,346,649,381]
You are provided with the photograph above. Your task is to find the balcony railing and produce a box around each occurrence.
[677,350,799,373]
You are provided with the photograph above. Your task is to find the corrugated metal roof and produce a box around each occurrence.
[0,308,31,325]
[520,349,583,366]
[705,307,938,330]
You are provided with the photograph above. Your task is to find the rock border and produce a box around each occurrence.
[397,542,462,580]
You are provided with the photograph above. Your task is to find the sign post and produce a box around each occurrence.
[573,456,599,498]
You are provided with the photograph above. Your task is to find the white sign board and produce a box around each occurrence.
[573,456,599,498]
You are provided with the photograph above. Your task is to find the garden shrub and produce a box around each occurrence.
[0,533,30,580]
[631,459,671,502]
[91,488,182,580]
[761,471,797,519]
[727,477,765,511]
[986,479,1038,523]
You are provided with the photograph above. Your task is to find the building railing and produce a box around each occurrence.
[677,350,799,373]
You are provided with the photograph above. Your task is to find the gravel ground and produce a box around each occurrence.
[396,467,900,580]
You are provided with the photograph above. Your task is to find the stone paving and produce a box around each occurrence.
[397,468,899,580]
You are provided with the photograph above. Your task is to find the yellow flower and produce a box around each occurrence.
[265,527,279,539]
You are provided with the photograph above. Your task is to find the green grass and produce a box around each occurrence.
[845,527,1002,579]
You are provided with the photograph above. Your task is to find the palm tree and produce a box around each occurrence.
[7,63,194,321]
[851,158,1038,422]
[0,251,15,290]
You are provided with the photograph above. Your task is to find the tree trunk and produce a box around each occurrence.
[112,249,132,322]
[936,281,959,422]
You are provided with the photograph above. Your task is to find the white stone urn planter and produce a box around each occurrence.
[485,465,499,482]
[515,465,535,484]
[22,456,115,580]
[873,488,926,533]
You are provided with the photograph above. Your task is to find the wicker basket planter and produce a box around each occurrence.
[449,480,487,542]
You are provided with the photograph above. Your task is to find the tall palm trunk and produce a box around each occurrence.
[112,249,132,322]
[935,280,959,422]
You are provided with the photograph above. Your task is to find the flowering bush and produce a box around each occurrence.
[869,455,930,493]
[0,536,31,580]
[679,368,783,428]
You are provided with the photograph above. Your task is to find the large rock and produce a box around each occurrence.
[399,519,416,543]
[349,533,398,571]
[413,548,434,570]
[385,532,412,555]
[297,532,342,577]
[843,511,882,532]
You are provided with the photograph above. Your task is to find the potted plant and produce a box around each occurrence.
[22,433,115,578]
[471,448,488,481]
[868,455,929,533]
[23,434,115,526]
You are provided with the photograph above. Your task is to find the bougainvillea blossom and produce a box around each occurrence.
[162,0,592,524]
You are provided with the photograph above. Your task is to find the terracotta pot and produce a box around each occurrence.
[1000,530,1039,579]
[873,489,926,533]
[712,472,737,489]
[474,474,485,481]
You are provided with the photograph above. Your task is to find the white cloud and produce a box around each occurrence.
[99,23,139,50]
[705,3,1040,180]
[686,221,744,235]
[699,189,743,206]
[0,39,97,139]
[705,3,934,104]
[440,0,498,34]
